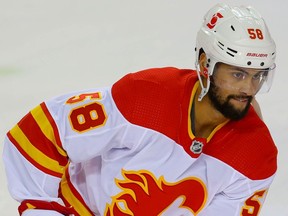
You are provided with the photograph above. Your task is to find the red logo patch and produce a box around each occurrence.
[207,13,223,29]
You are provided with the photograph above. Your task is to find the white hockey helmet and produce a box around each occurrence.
[195,3,276,100]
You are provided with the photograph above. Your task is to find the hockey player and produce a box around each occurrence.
[3,3,277,216]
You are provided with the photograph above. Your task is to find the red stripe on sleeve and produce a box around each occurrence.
[17,111,67,166]
[7,131,64,178]
[18,199,76,216]
[40,103,64,149]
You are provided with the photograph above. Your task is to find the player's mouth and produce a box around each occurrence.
[230,96,252,104]
[234,97,249,102]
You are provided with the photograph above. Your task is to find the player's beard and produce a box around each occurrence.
[207,82,253,120]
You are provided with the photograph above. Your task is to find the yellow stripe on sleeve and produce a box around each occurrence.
[10,125,65,175]
[30,105,67,157]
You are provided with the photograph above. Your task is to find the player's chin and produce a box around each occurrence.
[226,107,249,120]
[228,100,251,117]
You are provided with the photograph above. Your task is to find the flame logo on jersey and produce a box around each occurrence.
[104,169,207,216]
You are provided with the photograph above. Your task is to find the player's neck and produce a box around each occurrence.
[193,89,228,138]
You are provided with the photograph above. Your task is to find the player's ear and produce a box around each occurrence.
[198,52,209,83]
[199,52,208,75]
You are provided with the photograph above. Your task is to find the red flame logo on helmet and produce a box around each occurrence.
[207,13,223,29]
[104,169,207,216]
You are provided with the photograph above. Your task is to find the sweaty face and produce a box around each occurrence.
[207,63,264,120]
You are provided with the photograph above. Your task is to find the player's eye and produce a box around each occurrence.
[232,72,245,80]
[252,71,265,80]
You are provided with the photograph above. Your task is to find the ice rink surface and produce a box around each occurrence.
[0,1,287,215]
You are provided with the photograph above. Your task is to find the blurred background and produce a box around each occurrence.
[0,1,287,215]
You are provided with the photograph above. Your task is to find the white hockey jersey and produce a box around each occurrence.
[3,67,277,216]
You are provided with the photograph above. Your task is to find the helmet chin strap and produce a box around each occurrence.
[195,62,211,101]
